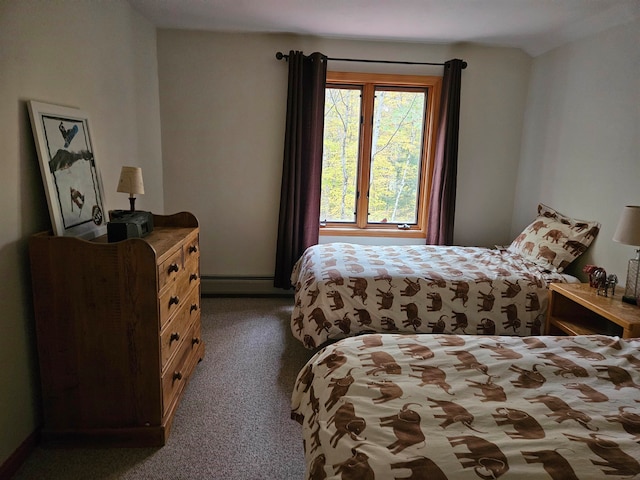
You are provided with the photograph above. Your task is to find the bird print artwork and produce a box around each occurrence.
[70,187,85,214]
[59,121,78,148]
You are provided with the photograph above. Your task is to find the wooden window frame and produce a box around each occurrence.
[320,71,442,238]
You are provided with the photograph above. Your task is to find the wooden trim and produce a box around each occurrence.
[328,71,442,87]
[320,226,427,238]
[153,211,199,228]
[0,431,38,479]
[39,427,167,448]
[325,71,442,237]
[422,77,442,231]
[357,83,374,229]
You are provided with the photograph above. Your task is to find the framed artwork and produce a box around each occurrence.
[28,101,107,239]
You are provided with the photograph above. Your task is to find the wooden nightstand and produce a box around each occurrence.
[547,282,640,338]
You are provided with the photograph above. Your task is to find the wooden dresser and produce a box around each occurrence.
[29,212,205,446]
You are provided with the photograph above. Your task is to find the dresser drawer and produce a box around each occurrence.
[158,267,197,328]
[184,233,199,271]
[160,287,201,371]
[161,321,203,416]
[157,232,198,319]
[184,242,200,291]
[158,248,183,292]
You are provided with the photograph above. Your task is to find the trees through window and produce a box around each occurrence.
[320,72,441,237]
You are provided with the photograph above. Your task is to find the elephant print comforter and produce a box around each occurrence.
[291,333,640,480]
[291,243,577,349]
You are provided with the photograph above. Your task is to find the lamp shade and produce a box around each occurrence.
[613,206,640,247]
[117,166,145,195]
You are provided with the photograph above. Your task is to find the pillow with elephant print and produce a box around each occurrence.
[508,204,600,273]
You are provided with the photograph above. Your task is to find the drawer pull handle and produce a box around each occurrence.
[190,303,199,313]
[189,245,198,254]
[169,296,180,306]
[173,371,183,381]
[192,337,201,346]
[170,332,180,343]
[189,273,199,282]
[168,263,179,274]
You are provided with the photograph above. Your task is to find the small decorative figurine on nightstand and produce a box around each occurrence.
[605,274,618,297]
[584,265,606,288]
[596,273,618,297]
[582,266,618,297]
[595,273,607,296]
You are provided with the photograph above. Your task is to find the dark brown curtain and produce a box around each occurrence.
[274,51,327,288]
[426,59,465,245]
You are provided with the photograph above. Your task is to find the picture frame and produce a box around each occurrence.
[28,101,107,239]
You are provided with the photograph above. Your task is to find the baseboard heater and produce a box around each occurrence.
[200,275,292,296]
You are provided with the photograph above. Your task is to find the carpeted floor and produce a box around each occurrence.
[13,297,313,480]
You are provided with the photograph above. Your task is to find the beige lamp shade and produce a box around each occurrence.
[117,166,145,196]
[613,206,640,247]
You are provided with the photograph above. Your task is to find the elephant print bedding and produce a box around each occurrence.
[291,334,640,480]
[290,243,578,349]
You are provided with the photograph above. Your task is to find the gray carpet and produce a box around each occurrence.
[13,297,313,480]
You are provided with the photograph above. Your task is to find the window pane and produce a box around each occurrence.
[320,88,361,223]
[368,89,425,224]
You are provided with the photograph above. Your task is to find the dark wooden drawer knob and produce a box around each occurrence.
[192,337,201,346]
[170,332,180,343]
[169,296,180,306]
[190,303,199,313]
[168,263,179,273]
[189,273,198,282]
[173,371,183,381]
[188,245,198,254]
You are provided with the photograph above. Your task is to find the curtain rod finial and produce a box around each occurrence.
[276,51,287,60]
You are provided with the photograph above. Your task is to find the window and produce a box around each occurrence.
[320,72,441,238]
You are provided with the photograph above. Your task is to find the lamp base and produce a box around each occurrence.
[128,196,136,212]
[622,257,639,306]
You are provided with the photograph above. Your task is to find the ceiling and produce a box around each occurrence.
[127,0,640,56]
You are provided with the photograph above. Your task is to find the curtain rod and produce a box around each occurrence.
[275,51,467,69]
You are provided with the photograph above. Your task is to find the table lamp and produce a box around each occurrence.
[117,166,144,212]
[613,205,640,305]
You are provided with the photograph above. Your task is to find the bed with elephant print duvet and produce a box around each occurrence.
[291,333,640,480]
[291,243,579,349]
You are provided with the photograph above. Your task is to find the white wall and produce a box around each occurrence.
[157,31,532,276]
[0,0,163,466]
[513,18,640,280]
[4,1,637,468]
